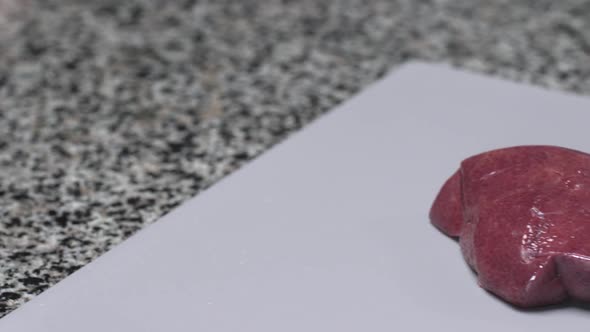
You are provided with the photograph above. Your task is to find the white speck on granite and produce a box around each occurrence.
[1,0,590,317]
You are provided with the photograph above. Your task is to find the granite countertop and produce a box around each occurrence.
[1,0,590,317]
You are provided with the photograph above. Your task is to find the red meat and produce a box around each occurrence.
[431,146,590,307]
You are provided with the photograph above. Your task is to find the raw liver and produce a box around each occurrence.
[430,146,590,307]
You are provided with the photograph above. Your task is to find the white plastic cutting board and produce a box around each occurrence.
[3,63,590,331]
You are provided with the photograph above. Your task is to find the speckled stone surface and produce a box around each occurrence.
[1,0,590,318]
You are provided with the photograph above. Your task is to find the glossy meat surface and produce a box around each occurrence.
[430,146,590,307]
